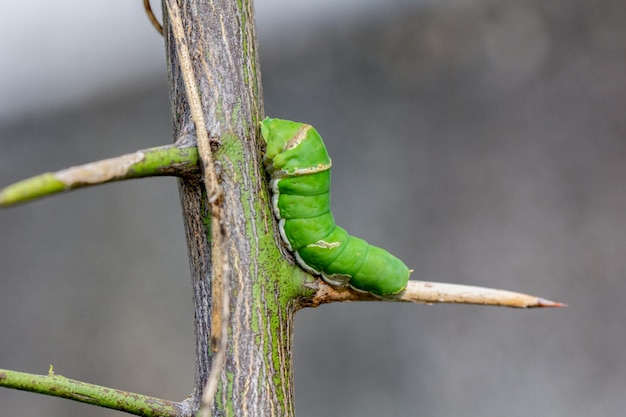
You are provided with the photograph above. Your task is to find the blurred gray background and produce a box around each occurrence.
[1,0,624,416]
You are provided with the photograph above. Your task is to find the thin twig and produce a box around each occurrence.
[305,279,566,308]
[0,367,184,417]
[143,0,163,35]
[165,1,230,415]
[201,254,230,417]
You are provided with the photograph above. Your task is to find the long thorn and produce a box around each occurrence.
[307,280,565,309]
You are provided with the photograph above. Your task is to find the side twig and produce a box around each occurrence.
[0,144,199,207]
[0,367,185,417]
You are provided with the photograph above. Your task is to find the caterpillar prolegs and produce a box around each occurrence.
[261,117,411,296]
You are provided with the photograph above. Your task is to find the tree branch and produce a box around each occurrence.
[0,367,186,417]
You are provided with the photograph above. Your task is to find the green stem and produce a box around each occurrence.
[0,367,185,417]
[0,144,199,207]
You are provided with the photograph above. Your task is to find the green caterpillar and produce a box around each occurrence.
[261,117,410,296]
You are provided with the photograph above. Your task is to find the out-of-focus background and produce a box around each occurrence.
[1,1,624,416]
